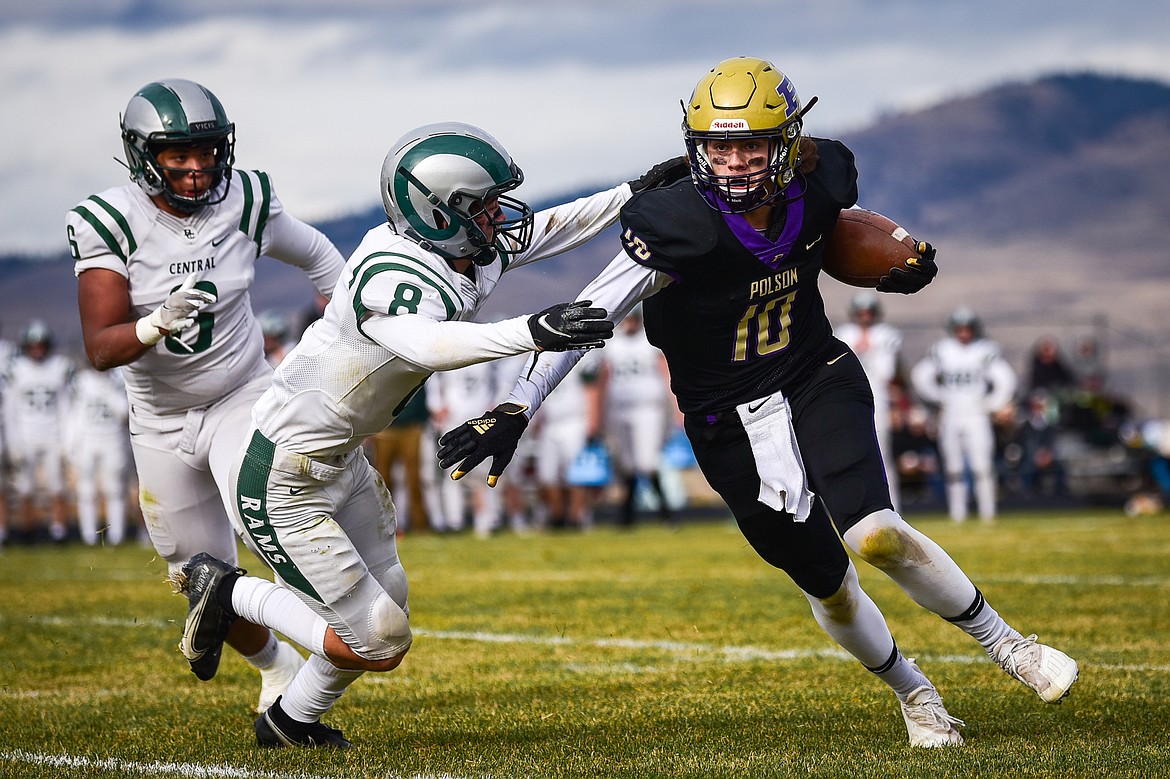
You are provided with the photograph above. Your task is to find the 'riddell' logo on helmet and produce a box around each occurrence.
[709,119,749,131]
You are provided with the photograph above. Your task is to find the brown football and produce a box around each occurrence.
[821,209,920,288]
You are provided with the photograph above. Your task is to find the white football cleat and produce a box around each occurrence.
[992,633,1079,704]
[257,640,307,714]
[900,686,965,748]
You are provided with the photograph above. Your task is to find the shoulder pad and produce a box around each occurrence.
[808,138,859,209]
[619,184,719,273]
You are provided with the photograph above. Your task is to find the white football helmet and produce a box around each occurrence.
[120,79,235,213]
[948,306,983,337]
[849,291,883,323]
[381,122,534,266]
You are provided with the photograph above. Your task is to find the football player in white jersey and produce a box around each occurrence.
[176,122,686,747]
[2,321,74,543]
[531,349,603,530]
[70,79,345,711]
[836,292,904,511]
[595,306,677,525]
[911,308,1017,522]
[67,366,131,545]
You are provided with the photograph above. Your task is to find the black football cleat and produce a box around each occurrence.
[178,552,242,681]
[255,697,353,748]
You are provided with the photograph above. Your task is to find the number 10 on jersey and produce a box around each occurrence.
[733,291,797,362]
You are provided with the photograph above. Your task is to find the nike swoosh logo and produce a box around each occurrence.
[211,236,227,246]
[289,486,305,495]
[805,235,822,251]
[827,352,849,365]
[180,599,210,661]
[747,400,767,414]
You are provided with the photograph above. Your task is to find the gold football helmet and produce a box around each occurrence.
[683,56,815,213]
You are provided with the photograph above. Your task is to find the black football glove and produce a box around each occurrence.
[437,402,530,487]
[627,155,691,193]
[877,241,938,294]
[529,301,614,351]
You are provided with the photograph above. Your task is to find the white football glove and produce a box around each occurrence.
[135,273,217,346]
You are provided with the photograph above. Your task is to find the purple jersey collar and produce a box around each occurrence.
[716,180,806,270]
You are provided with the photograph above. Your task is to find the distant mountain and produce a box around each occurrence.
[8,72,1170,415]
[846,72,1170,264]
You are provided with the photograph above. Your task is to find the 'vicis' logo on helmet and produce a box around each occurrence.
[189,120,220,132]
[709,118,749,131]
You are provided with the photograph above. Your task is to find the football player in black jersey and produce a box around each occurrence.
[438,57,1078,746]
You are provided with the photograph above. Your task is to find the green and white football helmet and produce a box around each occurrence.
[381,122,534,266]
[120,79,236,213]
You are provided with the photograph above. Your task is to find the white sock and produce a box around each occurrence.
[945,589,1021,654]
[243,630,280,669]
[105,496,126,545]
[279,653,364,723]
[76,491,99,545]
[844,510,1021,653]
[844,510,979,617]
[230,576,329,658]
[975,472,997,520]
[804,563,899,669]
[946,478,968,522]
[868,644,934,702]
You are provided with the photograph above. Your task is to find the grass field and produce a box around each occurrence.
[1,507,1168,779]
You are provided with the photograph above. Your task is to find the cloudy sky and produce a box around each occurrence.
[3,0,1169,254]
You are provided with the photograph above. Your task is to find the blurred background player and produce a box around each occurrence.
[836,292,904,510]
[2,320,74,544]
[67,365,131,545]
[531,350,603,530]
[594,306,677,526]
[911,307,1018,522]
[371,387,432,534]
[0,325,15,546]
[428,361,503,536]
[258,309,295,368]
[69,78,345,711]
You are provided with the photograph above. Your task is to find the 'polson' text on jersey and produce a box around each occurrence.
[749,268,798,301]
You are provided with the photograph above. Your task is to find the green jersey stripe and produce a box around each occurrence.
[88,195,138,256]
[350,251,463,305]
[252,171,272,249]
[352,261,459,340]
[235,431,322,601]
[238,171,255,236]
[70,204,127,264]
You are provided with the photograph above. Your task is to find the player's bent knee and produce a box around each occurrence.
[848,510,923,570]
[369,591,413,658]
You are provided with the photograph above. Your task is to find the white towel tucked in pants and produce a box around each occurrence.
[736,392,815,522]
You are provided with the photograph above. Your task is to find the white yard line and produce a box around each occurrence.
[5,614,1169,673]
[0,749,472,779]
